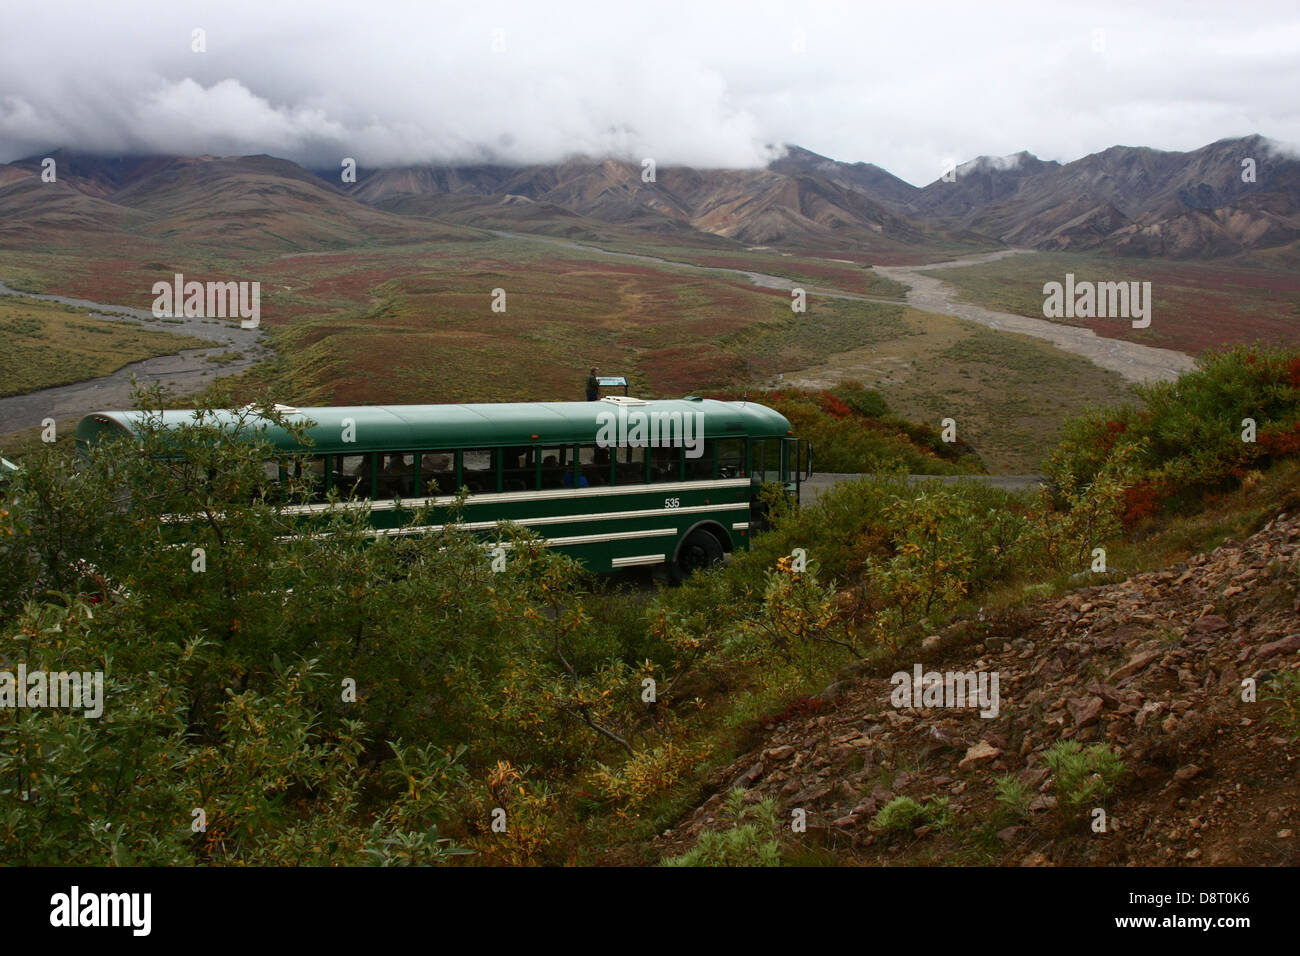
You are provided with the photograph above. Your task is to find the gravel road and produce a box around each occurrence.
[873,251,1197,384]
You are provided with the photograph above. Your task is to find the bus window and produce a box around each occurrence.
[502,446,533,491]
[613,445,645,485]
[334,454,370,499]
[378,452,417,499]
[420,451,455,496]
[756,438,784,483]
[577,444,608,486]
[540,446,568,489]
[648,445,680,483]
[462,449,497,494]
[683,439,715,481]
[287,455,328,502]
[718,438,745,479]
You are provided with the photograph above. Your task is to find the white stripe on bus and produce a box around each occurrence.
[371,525,680,548]
[359,500,747,535]
[610,554,668,568]
[278,477,752,515]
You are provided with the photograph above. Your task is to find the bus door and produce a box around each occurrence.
[786,438,813,506]
[750,437,788,531]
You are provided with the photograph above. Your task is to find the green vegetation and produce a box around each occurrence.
[994,774,1032,822]
[1043,742,1125,809]
[1263,671,1300,743]
[2,346,1298,865]
[712,380,984,474]
[873,795,953,833]
[1046,343,1300,527]
[205,350,245,366]
[661,789,782,866]
[0,295,208,397]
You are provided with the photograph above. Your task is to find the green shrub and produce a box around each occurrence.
[661,788,782,866]
[1045,344,1300,523]
[1263,670,1300,743]
[873,795,952,832]
[994,774,1032,822]
[1043,741,1125,808]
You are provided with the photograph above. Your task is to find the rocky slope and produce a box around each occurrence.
[657,510,1300,865]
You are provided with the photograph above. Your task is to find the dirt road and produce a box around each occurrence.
[873,252,1197,384]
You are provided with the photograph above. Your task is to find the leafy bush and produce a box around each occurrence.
[1045,344,1300,525]
[0,388,676,864]
[831,380,891,418]
[707,384,984,475]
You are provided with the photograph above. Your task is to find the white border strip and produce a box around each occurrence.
[279,477,751,515]
[362,501,746,535]
[611,554,667,568]
[373,525,679,547]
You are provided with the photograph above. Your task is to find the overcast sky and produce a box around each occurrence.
[2,0,1297,185]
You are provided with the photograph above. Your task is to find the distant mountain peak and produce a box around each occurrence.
[957,151,1045,175]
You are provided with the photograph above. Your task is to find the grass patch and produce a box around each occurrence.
[0,295,208,397]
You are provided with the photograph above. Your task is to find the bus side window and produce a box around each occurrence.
[683,439,715,481]
[378,452,417,499]
[334,454,369,499]
[614,445,645,485]
[502,446,533,491]
[540,446,568,489]
[718,438,745,479]
[577,444,607,486]
[462,449,496,494]
[287,455,328,502]
[420,451,455,496]
[648,445,680,483]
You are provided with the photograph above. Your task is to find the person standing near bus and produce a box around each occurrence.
[585,367,600,401]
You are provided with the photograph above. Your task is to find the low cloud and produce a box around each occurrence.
[0,0,1297,184]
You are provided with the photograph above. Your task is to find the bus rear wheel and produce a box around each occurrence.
[670,530,724,583]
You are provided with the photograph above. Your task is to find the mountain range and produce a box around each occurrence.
[1,135,1296,260]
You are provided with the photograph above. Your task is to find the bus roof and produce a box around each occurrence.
[76,398,793,453]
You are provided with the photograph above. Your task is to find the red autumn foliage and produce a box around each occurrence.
[1122,480,1162,528]
[817,392,854,420]
[1096,418,1129,454]
[1287,355,1300,389]
[1260,421,1300,459]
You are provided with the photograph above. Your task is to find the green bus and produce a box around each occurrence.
[77,396,813,580]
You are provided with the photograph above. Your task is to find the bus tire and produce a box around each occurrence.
[669,529,724,583]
